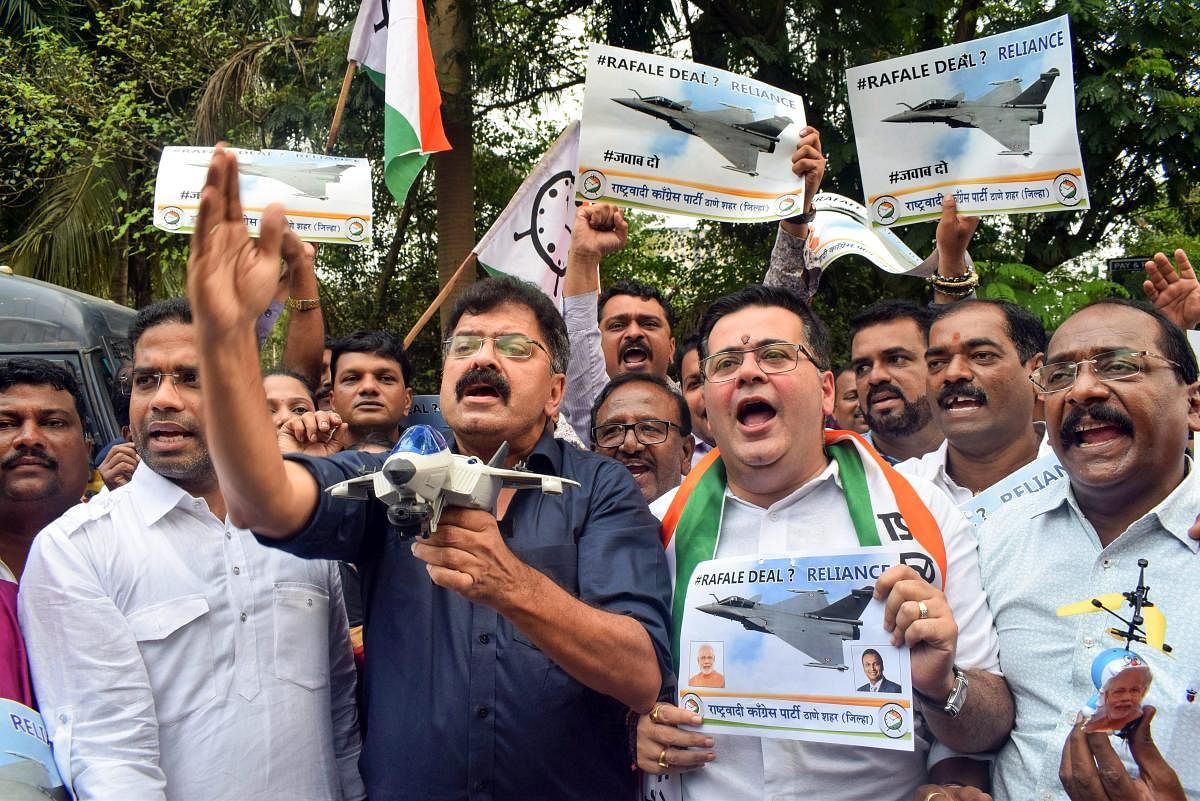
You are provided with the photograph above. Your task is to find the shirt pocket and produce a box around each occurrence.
[126,594,217,725]
[272,582,330,690]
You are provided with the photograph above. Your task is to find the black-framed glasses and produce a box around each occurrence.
[1029,349,1181,393]
[701,342,814,383]
[122,369,201,394]
[442,334,549,360]
[591,419,681,448]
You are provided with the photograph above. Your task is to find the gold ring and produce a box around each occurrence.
[650,703,664,724]
[923,792,948,801]
[657,748,670,769]
[917,600,930,620]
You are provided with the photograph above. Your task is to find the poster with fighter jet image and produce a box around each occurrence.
[678,552,915,750]
[576,44,807,222]
[845,15,1088,227]
[153,147,374,245]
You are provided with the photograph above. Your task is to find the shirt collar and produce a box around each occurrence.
[453,421,563,477]
[129,460,204,526]
[1042,455,1200,553]
[724,455,841,513]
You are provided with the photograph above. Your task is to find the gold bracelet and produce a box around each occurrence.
[285,297,321,311]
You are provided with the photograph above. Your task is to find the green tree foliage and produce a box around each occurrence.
[2,0,1196,378]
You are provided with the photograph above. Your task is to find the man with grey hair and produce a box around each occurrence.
[184,145,673,801]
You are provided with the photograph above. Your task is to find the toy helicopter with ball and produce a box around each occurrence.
[1056,559,1171,737]
[327,424,579,537]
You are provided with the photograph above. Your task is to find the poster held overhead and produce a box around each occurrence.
[577,44,807,222]
[845,15,1088,227]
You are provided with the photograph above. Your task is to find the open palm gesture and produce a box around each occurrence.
[186,145,288,333]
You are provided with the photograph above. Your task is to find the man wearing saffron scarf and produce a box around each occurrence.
[636,286,1012,801]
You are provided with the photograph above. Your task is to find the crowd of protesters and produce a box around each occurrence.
[0,132,1195,801]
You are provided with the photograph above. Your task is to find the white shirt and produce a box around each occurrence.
[650,459,999,801]
[896,423,1054,506]
[18,463,364,801]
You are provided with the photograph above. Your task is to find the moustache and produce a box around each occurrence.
[1,446,56,470]
[455,367,511,403]
[936,380,988,408]
[866,381,907,407]
[1060,404,1134,448]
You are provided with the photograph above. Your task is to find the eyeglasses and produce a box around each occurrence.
[591,419,681,448]
[701,342,815,383]
[1029,349,1181,393]
[442,334,549,360]
[123,369,201,394]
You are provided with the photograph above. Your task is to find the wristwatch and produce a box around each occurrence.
[941,665,969,717]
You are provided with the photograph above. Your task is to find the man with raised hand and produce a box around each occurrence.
[186,146,672,801]
[635,285,1011,801]
[560,127,829,446]
[972,299,1199,801]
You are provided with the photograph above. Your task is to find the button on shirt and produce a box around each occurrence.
[649,458,1000,801]
[275,426,673,801]
[18,463,364,801]
[978,461,1200,801]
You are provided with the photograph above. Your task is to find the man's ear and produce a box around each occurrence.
[1186,382,1200,433]
[679,433,695,478]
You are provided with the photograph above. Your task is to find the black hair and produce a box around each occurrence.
[933,299,1048,363]
[329,330,414,386]
[862,648,882,663]
[598,279,677,328]
[1073,298,1198,384]
[0,357,87,425]
[445,276,570,374]
[263,367,317,404]
[588,372,692,439]
[696,285,831,371]
[849,300,934,341]
[673,331,703,380]
[130,297,192,352]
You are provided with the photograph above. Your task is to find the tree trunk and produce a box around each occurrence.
[428,0,475,335]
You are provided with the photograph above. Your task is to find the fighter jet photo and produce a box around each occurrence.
[611,92,793,175]
[882,68,1060,156]
[697,587,875,670]
[188,160,355,199]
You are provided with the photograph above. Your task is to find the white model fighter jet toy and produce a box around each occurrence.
[327,424,580,536]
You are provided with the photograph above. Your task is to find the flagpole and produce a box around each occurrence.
[404,252,477,348]
[324,61,359,154]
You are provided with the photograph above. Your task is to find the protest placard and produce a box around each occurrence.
[577,44,806,222]
[153,147,373,245]
[806,193,927,276]
[846,15,1088,227]
[0,698,68,799]
[678,553,914,750]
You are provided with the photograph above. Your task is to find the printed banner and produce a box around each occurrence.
[0,698,69,799]
[153,147,373,245]
[577,44,806,222]
[960,451,1065,526]
[806,193,928,276]
[678,553,914,750]
[846,15,1088,227]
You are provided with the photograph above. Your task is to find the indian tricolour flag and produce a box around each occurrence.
[348,0,451,204]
